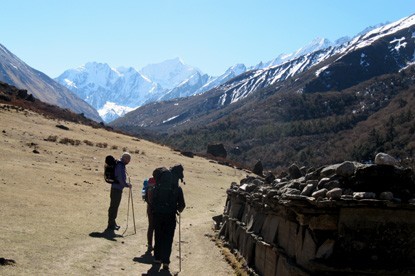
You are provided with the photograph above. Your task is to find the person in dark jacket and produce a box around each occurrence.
[107,152,132,231]
[152,165,186,270]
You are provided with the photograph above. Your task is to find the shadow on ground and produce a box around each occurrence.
[88,229,123,241]
[134,250,177,276]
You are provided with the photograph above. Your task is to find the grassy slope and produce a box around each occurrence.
[0,104,247,275]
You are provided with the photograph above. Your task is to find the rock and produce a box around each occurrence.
[317,178,331,189]
[408,198,415,204]
[264,172,275,184]
[56,124,69,131]
[320,165,339,178]
[336,161,356,177]
[301,183,317,197]
[312,188,328,199]
[319,179,341,190]
[379,191,394,200]
[374,152,398,166]
[181,151,194,158]
[252,160,263,176]
[353,192,376,200]
[207,143,227,158]
[288,163,302,179]
[327,188,342,200]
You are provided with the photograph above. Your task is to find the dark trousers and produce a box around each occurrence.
[147,204,154,247]
[108,188,122,228]
[153,212,177,264]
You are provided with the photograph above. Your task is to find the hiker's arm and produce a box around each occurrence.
[177,187,186,213]
[115,164,129,187]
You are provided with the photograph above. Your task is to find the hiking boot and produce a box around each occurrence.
[107,224,120,231]
[162,263,169,270]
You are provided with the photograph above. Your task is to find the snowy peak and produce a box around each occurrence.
[294,37,334,56]
[344,14,415,54]
[139,57,201,89]
[55,62,165,113]
[256,37,336,70]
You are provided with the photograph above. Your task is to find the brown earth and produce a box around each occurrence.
[0,105,248,275]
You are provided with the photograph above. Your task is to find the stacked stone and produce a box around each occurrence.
[219,153,415,275]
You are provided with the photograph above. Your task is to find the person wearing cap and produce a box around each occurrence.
[107,152,132,231]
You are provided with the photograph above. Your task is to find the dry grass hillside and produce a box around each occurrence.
[0,104,248,275]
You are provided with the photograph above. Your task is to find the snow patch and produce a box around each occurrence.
[98,102,135,120]
[64,78,77,88]
[389,37,407,51]
[315,65,329,76]
[162,115,180,124]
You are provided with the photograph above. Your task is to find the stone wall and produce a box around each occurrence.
[219,156,415,275]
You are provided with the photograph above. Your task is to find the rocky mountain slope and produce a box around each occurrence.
[0,44,101,122]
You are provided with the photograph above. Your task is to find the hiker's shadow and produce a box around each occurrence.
[88,229,122,241]
[134,251,173,276]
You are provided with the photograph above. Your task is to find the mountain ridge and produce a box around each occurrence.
[0,44,101,122]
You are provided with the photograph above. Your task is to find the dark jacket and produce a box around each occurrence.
[111,161,129,190]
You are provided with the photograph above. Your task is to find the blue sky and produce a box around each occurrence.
[1,0,414,78]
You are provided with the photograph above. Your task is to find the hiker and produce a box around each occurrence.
[152,164,186,270]
[107,152,132,231]
[142,177,156,251]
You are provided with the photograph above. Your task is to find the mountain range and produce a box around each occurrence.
[52,21,389,123]
[110,14,415,170]
[54,37,343,122]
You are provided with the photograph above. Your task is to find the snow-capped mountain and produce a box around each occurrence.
[55,62,166,122]
[139,57,201,89]
[196,64,247,94]
[253,37,342,70]
[98,102,135,123]
[160,63,248,101]
[210,14,415,106]
[111,14,415,132]
[159,71,211,101]
[56,59,207,122]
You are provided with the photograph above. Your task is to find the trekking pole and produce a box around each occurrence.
[122,187,131,236]
[130,182,137,234]
[179,213,182,272]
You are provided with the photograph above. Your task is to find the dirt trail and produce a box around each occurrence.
[0,106,247,275]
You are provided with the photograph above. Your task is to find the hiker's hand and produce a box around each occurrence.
[127,183,132,188]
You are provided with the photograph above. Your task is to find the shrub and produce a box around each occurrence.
[45,135,58,142]
[83,140,94,146]
[59,137,80,146]
[96,142,108,148]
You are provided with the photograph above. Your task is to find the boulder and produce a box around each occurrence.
[207,143,227,158]
[375,152,398,166]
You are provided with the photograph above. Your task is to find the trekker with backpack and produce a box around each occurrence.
[142,177,156,251]
[152,164,186,270]
[106,152,132,232]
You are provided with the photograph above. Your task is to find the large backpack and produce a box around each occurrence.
[104,155,118,184]
[152,167,179,214]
